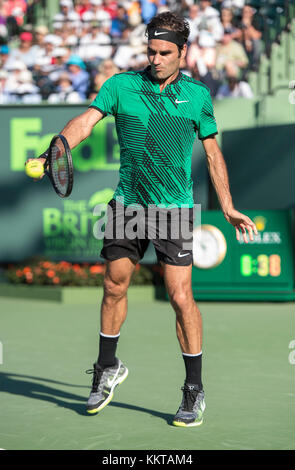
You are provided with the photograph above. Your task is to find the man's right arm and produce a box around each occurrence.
[58,107,105,150]
[26,108,104,172]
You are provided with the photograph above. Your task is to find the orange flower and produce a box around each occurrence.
[42,261,52,269]
[46,269,55,278]
[16,269,23,277]
[90,265,104,274]
[23,267,31,274]
[53,276,60,284]
[60,261,71,268]
[72,264,81,272]
[25,272,33,282]
[59,261,71,271]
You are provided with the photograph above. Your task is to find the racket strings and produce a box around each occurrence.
[51,142,69,196]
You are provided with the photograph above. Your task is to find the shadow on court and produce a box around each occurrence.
[0,371,172,424]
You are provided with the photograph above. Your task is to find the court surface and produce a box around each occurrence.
[0,295,294,450]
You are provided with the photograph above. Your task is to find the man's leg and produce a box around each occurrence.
[97,257,137,366]
[163,263,202,355]
[163,263,205,427]
[86,257,136,414]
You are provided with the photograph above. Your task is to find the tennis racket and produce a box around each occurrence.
[44,134,74,198]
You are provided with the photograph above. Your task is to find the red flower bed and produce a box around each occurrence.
[4,261,162,287]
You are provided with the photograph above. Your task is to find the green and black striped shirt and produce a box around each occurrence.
[90,66,218,207]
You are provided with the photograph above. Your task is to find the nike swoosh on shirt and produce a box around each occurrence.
[178,252,191,258]
[154,31,169,36]
[175,99,189,104]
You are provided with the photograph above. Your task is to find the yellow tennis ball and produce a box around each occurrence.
[25,160,44,179]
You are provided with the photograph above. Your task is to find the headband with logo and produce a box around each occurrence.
[148,28,186,47]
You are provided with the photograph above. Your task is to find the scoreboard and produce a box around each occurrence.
[191,210,295,301]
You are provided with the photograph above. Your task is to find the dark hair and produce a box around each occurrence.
[146,12,190,54]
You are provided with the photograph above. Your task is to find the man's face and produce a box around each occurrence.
[0,53,8,65]
[68,64,81,74]
[243,5,253,18]
[147,39,186,81]
[190,5,199,19]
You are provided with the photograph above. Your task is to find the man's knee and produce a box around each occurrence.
[103,277,128,301]
[169,288,193,313]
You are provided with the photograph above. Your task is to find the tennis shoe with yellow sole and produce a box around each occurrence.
[86,358,128,414]
[172,383,205,427]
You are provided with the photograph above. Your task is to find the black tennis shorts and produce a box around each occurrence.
[100,198,194,266]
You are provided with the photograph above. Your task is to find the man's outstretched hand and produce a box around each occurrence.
[224,208,258,243]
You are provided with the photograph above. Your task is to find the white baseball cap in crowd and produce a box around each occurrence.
[82,11,95,22]
[44,34,63,47]
[60,0,73,8]
[52,47,69,57]
[90,0,102,5]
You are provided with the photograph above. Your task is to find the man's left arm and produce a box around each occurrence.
[202,135,258,243]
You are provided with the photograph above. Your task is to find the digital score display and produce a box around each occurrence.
[192,210,295,300]
[240,254,281,278]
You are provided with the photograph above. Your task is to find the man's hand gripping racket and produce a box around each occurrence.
[25,134,74,198]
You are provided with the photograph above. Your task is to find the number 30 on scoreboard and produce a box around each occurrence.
[241,254,281,277]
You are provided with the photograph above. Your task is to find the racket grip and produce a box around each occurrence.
[38,149,49,168]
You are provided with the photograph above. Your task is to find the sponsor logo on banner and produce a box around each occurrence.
[43,188,114,259]
[10,117,120,172]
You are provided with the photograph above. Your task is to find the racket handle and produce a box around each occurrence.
[38,149,49,169]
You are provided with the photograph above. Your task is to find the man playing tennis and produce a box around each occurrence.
[32,11,257,427]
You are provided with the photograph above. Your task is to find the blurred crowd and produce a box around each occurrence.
[0,0,263,104]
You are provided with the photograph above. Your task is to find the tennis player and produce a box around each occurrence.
[32,11,257,427]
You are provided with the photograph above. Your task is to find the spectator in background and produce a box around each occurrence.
[216,31,248,74]
[103,0,118,20]
[110,4,130,38]
[48,72,82,103]
[220,7,240,40]
[0,1,8,38]
[219,0,245,11]
[187,3,201,43]
[236,4,262,71]
[198,0,223,43]
[187,30,216,71]
[140,0,164,24]
[67,54,90,99]
[126,1,142,27]
[3,0,27,25]
[216,61,253,98]
[31,25,49,60]
[93,58,119,91]
[82,0,112,34]
[49,47,71,82]
[5,59,41,103]
[187,30,219,96]
[78,20,112,62]
[112,27,146,70]
[32,56,56,100]
[75,0,92,17]
[6,32,36,69]
[59,0,79,21]
[0,68,9,103]
[58,20,79,48]
[43,34,63,66]
[0,44,10,69]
